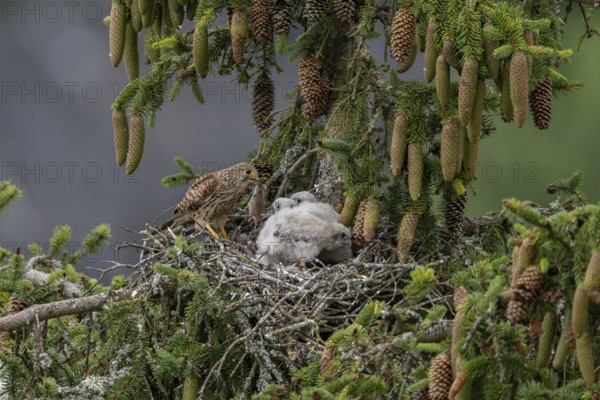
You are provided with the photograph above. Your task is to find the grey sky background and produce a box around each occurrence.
[0,1,599,272]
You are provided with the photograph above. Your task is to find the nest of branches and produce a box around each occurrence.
[120,216,427,394]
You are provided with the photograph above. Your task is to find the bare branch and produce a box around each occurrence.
[0,284,150,332]
[1,255,84,298]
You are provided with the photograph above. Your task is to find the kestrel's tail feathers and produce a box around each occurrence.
[159,212,194,230]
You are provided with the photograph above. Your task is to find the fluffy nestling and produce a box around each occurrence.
[291,191,317,204]
[256,207,351,265]
[272,197,296,213]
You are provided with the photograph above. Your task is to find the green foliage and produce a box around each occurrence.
[0,181,21,215]
[161,156,203,188]
[402,266,437,304]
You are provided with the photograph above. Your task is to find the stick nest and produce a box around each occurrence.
[123,216,418,395]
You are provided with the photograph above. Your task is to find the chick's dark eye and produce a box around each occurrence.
[340,233,347,240]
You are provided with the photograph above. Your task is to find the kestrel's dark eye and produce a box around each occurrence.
[245,169,252,175]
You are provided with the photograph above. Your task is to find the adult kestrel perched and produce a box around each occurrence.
[161,162,259,238]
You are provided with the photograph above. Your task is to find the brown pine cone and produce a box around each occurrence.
[304,0,328,23]
[297,55,329,120]
[273,0,294,36]
[390,8,416,71]
[252,72,275,133]
[507,264,544,324]
[251,0,271,43]
[428,351,452,400]
[529,76,552,130]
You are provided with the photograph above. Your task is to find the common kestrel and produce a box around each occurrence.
[161,162,258,238]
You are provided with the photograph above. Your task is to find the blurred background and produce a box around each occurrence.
[0,1,598,270]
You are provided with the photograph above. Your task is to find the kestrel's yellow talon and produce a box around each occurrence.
[219,227,229,240]
[206,224,220,239]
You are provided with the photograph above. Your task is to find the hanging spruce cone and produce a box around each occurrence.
[252,72,275,133]
[182,375,199,400]
[440,117,462,183]
[362,196,380,242]
[390,8,416,72]
[507,264,544,324]
[139,0,153,16]
[411,389,430,400]
[123,20,139,81]
[304,0,328,24]
[444,186,467,237]
[454,285,468,308]
[529,76,552,130]
[168,0,184,26]
[407,141,423,202]
[8,295,28,315]
[458,58,478,127]
[109,1,127,67]
[428,351,452,400]
[187,0,198,21]
[333,0,355,24]
[467,79,486,143]
[126,112,145,175]
[112,109,129,167]
[423,19,437,83]
[435,55,450,108]
[130,0,143,32]
[442,40,460,71]
[399,41,417,73]
[510,51,529,128]
[339,194,359,226]
[251,0,271,43]
[501,59,513,122]
[483,20,500,81]
[353,200,367,245]
[396,211,419,262]
[161,0,175,37]
[273,0,293,36]
[390,112,408,176]
[231,10,249,64]
[142,0,159,28]
[511,235,537,292]
[193,26,209,78]
[298,55,328,120]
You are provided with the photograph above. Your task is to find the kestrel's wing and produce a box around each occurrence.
[175,174,220,213]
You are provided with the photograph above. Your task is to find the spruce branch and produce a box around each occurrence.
[0,181,22,215]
